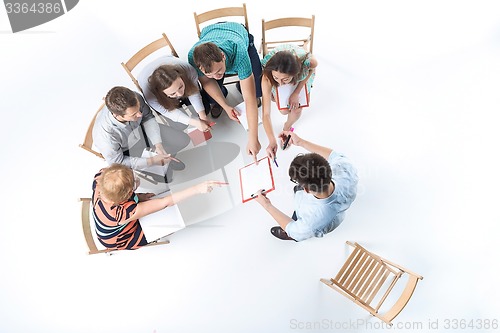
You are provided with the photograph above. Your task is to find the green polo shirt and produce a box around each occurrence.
[188,22,252,80]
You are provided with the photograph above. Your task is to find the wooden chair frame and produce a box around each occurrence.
[320,241,423,326]
[79,102,105,159]
[121,33,179,94]
[193,3,249,38]
[261,15,315,56]
[79,198,169,255]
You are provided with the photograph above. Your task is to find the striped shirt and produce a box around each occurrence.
[92,170,148,250]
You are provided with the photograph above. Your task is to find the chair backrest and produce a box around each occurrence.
[320,241,423,326]
[79,197,170,255]
[193,3,249,38]
[261,15,315,56]
[121,33,179,93]
[79,198,115,255]
[79,102,105,160]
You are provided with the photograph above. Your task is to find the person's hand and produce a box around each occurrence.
[278,130,301,148]
[154,143,167,156]
[288,93,300,110]
[137,193,155,202]
[252,189,271,207]
[196,119,212,132]
[150,154,175,166]
[266,139,278,160]
[195,180,229,194]
[227,107,240,123]
[247,137,261,163]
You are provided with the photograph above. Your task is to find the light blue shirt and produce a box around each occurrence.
[285,151,358,241]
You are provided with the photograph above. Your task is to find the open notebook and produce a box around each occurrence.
[276,83,309,111]
[239,157,275,203]
[139,192,185,241]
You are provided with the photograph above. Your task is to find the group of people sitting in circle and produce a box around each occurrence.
[90,21,358,250]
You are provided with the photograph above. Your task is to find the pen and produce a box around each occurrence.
[273,157,279,167]
[282,127,295,150]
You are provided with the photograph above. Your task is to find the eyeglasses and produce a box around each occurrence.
[290,178,299,184]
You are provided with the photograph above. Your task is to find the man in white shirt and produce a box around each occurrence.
[93,86,189,182]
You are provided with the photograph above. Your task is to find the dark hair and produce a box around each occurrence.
[148,65,199,111]
[289,153,332,193]
[105,86,138,116]
[262,51,307,87]
[192,42,224,73]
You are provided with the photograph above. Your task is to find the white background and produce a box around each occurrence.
[1,0,500,332]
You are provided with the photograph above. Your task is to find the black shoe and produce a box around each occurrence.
[169,158,185,171]
[163,167,173,183]
[270,226,297,242]
[210,104,223,118]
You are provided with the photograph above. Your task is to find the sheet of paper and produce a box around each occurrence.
[276,84,309,110]
[239,157,275,203]
[234,101,262,131]
[139,203,185,241]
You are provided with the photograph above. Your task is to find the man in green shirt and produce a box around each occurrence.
[188,22,263,163]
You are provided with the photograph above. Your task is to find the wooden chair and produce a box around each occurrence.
[320,241,423,326]
[193,3,249,86]
[121,33,179,94]
[79,198,169,255]
[193,3,249,38]
[261,15,315,56]
[79,102,105,159]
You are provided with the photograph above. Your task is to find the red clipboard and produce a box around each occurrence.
[239,157,275,203]
[187,122,215,146]
[275,84,310,111]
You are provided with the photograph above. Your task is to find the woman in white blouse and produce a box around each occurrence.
[139,56,212,132]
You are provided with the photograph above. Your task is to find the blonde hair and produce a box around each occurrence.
[98,164,135,204]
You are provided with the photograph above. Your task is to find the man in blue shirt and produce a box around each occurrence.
[253,131,358,241]
[188,22,262,163]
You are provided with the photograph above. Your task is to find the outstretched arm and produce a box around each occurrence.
[122,181,228,224]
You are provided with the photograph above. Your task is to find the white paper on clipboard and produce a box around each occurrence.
[239,157,275,203]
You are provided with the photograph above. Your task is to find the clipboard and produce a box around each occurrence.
[275,84,309,111]
[187,122,215,146]
[239,156,275,203]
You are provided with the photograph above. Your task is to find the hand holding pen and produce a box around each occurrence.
[281,127,295,150]
[279,128,300,150]
[266,141,279,167]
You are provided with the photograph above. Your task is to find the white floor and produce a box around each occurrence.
[1,1,500,332]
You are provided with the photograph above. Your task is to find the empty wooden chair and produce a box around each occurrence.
[320,241,423,326]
